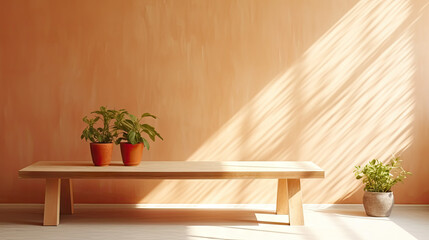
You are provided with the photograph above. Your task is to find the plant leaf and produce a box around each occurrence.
[128,130,136,144]
[142,138,150,150]
[141,113,157,119]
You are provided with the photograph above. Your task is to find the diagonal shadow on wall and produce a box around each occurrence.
[139,0,425,205]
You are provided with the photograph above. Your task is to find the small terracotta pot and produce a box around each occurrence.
[120,142,144,166]
[90,143,113,166]
[363,191,394,217]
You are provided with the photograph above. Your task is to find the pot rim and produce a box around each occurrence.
[364,190,393,194]
[119,142,144,145]
[90,142,113,145]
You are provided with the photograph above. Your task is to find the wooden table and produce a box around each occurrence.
[19,161,325,226]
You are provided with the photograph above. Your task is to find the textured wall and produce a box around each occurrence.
[1,0,428,204]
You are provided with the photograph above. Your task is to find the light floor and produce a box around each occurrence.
[0,204,428,240]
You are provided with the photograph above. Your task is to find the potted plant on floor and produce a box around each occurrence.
[114,110,163,166]
[81,106,119,166]
[354,156,411,217]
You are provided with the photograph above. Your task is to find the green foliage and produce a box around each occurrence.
[354,156,411,192]
[114,110,163,150]
[80,106,119,143]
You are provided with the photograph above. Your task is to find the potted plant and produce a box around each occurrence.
[81,106,118,166]
[114,110,163,166]
[354,156,411,217]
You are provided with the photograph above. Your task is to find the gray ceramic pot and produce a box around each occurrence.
[363,191,394,217]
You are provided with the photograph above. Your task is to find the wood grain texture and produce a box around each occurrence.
[60,179,74,215]
[287,179,304,226]
[276,179,289,215]
[43,178,60,226]
[19,161,325,179]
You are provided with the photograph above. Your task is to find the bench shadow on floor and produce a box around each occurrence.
[0,206,290,226]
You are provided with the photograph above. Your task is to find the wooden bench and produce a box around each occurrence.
[18,161,325,226]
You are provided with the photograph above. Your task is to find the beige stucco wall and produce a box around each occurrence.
[1,0,428,204]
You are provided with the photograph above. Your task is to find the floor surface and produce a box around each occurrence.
[0,204,428,240]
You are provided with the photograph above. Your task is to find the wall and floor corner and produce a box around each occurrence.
[0,0,428,205]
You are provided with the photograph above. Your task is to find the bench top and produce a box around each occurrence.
[19,161,325,179]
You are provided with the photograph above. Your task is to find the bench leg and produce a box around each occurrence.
[276,179,289,214]
[43,178,61,226]
[287,179,304,226]
[60,179,74,215]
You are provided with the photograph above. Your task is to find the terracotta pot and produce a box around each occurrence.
[120,142,144,166]
[363,191,394,217]
[90,143,113,166]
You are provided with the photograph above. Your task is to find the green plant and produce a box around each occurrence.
[354,156,411,192]
[81,106,119,143]
[114,110,163,149]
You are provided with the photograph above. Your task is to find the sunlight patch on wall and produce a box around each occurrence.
[141,0,416,204]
